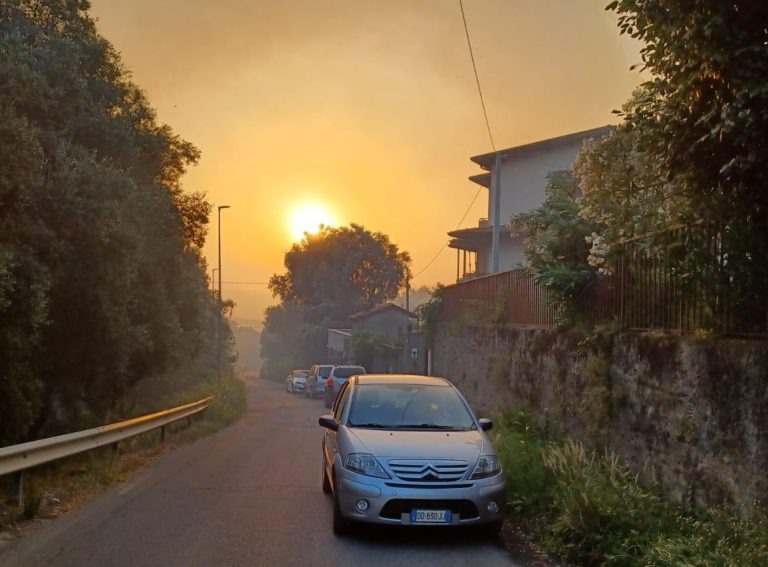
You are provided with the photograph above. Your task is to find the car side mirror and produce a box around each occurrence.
[319,415,339,431]
[478,418,493,432]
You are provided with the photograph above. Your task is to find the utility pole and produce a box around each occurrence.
[491,152,502,274]
[405,277,411,313]
[217,205,230,379]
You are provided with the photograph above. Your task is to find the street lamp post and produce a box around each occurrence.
[217,205,230,378]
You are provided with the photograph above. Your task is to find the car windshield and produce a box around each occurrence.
[318,367,332,378]
[333,367,364,379]
[347,384,476,431]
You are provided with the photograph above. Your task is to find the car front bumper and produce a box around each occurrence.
[335,468,506,526]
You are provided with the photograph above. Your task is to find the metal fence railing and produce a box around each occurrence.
[591,222,767,336]
[0,396,213,505]
[440,222,767,337]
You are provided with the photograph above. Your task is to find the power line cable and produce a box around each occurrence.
[411,0,495,279]
[412,185,483,278]
[459,0,496,152]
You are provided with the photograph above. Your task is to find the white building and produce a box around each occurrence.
[448,125,614,280]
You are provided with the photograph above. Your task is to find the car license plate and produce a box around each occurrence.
[410,509,452,524]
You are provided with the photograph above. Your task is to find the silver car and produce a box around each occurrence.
[324,365,366,408]
[319,374,505,536]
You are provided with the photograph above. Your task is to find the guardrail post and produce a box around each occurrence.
[160,425,166,443]
[10,471,23,506]
[112,442,120,456]
[187,416,193,427]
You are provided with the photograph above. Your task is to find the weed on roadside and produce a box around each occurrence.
[492,411,768,566]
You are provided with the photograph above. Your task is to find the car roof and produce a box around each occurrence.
[354,374,452,387]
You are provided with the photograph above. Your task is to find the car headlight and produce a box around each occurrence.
[343,453,390,478]
[470,455,502,479]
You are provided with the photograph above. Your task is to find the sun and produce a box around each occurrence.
[289,203,336,241]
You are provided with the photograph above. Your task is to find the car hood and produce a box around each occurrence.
[346,427,486,461]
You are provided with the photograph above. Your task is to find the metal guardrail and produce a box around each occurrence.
[0,396,213,502]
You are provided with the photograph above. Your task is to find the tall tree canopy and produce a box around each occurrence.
[269,224,412,314]
[608,0,768,225]
[0,0,218,444]
[261,224,411,380]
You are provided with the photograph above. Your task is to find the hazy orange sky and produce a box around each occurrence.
[89,0,642,325]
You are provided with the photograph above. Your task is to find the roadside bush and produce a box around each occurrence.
[166,374,247,433]
[492,412,768,566]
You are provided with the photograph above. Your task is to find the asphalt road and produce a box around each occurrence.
[1,378,520,567]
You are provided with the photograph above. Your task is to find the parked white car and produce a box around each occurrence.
[286,369,309,393]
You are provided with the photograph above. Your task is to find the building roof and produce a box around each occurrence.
[349,303,416,321]
[470,125,615,170]
[328,328,352,337]
[447,225,510,239]
[469,172,491,188]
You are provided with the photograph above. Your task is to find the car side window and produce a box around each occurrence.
[333,382,351,420]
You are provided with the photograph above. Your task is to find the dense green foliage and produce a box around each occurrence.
[494,412,768,566]
[514,2,768,328]
[606,0,768,312]
[269,224,411,313]
[0,1,223,445]
[413,284,443,349]
[350,330,397,370]
[261,224,411,380]
[608,0,768,228]
[509,172,597,318]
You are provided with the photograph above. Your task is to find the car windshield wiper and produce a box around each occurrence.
[395,423,464,430]
[348,422,389,428]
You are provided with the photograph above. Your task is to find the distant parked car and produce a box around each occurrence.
[324,365,366,408]
[286,369,309,393]
[306,364,334,399]
[319,374,505,536]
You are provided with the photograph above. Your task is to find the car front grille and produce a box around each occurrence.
[387,459,469,483]
[380,499,479,520]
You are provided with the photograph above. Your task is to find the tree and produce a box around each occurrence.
[269,224,412,315]
[0,0,218,443]
[261,224,411,380]
[350,331,397,371]
[607,0,768,213]
[509,171,598,317]
[414,285,444,350]
[573,106,687,271]
[606,0,768,321]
